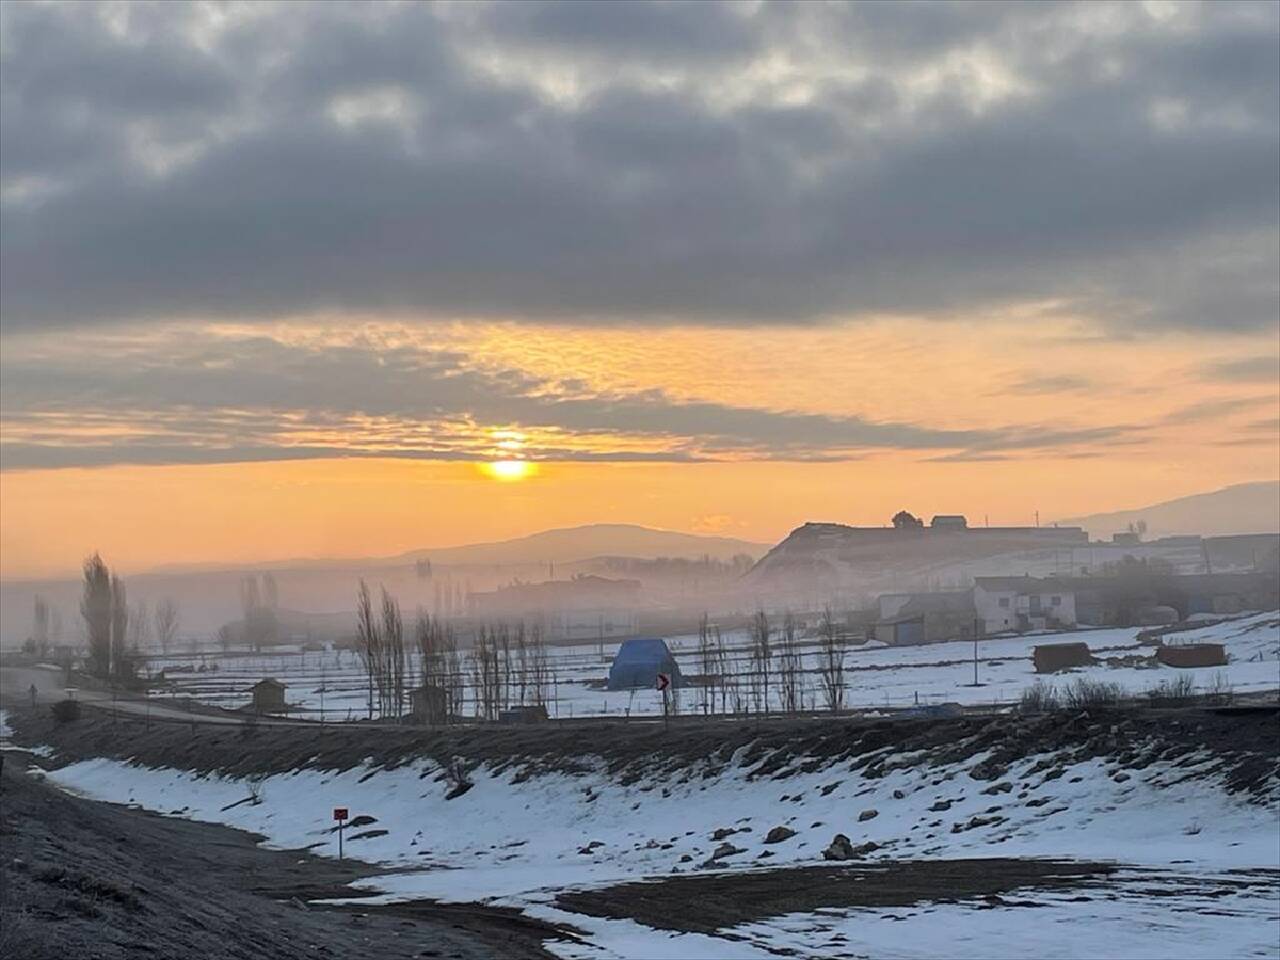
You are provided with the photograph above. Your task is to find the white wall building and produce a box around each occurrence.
[974,577,1077,634]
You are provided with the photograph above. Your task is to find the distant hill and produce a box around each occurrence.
[391,524,765,567]
[1057,482,1280,539]
[145,524,766,575]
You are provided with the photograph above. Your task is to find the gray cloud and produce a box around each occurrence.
[1000,374,1096,395]
[1159,395,1275,425]
[0,331,1136,468]
[1198,356,1280,383]
[1,1,1276,332]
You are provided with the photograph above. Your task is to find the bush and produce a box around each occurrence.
[1062,678,1126,709]
[1146,674,1196,706]
[1020,682,1059,713]
[50,699,81,724]
[1207,671,1234,705]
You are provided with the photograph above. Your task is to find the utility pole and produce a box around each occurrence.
[972,618,981,686]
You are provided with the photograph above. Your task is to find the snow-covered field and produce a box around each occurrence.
[10,610,1277,957]
[26,642,1280,960]
[149,612,1280,720]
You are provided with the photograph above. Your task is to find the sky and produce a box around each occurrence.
[1,0,1278,577]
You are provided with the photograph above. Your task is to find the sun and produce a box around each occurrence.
[482,459,535,481]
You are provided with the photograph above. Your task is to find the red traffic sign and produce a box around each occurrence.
[333,807,348,821]
[656,673,671,692]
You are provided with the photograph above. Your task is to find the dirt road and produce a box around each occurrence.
[0,755,575,959]
[0,664,313,727]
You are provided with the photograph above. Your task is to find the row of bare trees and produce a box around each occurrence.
[355,580,408,719]
[77,554,183,680]
[695,605,850,716]
[416,612,464,719]
[467,621,554,720]
[355,583,555,722]
[80,553,136,682]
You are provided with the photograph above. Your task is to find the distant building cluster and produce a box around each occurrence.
[467,575,641,642]
[871,571,1277,646]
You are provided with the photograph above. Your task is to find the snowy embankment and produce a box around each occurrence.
[28,694,1280,958]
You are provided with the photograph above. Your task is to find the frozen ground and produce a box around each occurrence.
[18,690,1278,959]
[148,611,1280,720]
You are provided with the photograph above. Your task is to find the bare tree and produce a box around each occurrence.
[154,599,180,655]
[697,613,718,716]
[750,608,772,714]
[30,595,50,657]
[778,611,802,714]
[81,553,113,678]
[262,572,279,610]
[470,625,501,720]
[239,574,278,651]
[110,575,132,682]
[492,622,511,713]
[128,600,151,653]
[355,580,381,720]
[415,610,440,691]
[817,605,846,712]
[514,621,529,706]
[527,622,550,708]
[382,588,405,718]
[714,623,736,714]
[49,606,63,648]
[442,622,463,719]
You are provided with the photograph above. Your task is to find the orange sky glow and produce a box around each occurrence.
[2,311,1275,578]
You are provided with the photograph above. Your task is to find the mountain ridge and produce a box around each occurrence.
[140,523,766,576]
[1056,481,1280,539]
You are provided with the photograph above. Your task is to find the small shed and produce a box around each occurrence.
[1156,643,1228,668]
[1033,642,1094,673]
[498,704,549,724]
[251,678,286,714]
[607,637,684,691]
[409,684,449,724]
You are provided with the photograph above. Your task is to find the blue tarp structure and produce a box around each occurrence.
[606,637,685,691]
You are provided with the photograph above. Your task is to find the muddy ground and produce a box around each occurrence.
[7,702,1278,803]
[556,858,1115,933]
[0,756,575,960]
[554,859,1280,937]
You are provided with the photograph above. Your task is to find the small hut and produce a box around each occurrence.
[409,684,449,724]
[251,678,286,714]
[1156,644,1228,668]
[1033,642,1094,673]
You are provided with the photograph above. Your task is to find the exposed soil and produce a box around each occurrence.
[8,701,1278,803]
[555,858,1117,934]
[0,755,576,960]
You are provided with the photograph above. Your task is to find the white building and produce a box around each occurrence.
[973,576,1077,634]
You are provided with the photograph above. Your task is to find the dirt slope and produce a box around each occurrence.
[0,756,572,960]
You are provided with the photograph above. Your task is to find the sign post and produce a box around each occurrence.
[333,807,348,861]
[656,673,671,731]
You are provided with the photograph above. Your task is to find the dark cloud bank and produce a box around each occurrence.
[1,0,1276,331]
